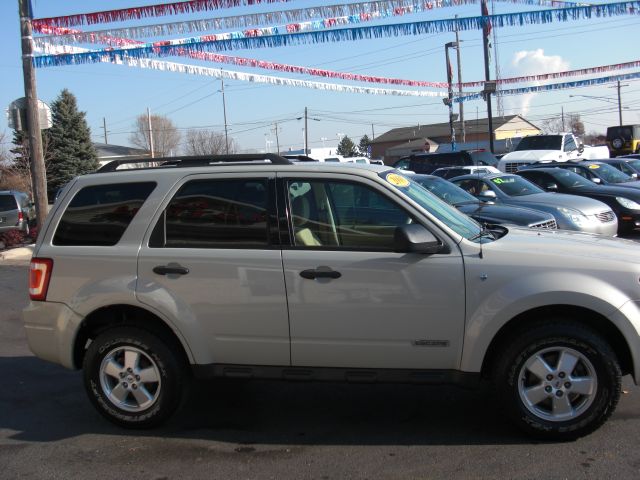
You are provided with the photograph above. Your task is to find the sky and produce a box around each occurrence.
[0,0,639,156]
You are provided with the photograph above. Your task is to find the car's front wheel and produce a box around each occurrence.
[494,321,621,440]
[83,327,187,428]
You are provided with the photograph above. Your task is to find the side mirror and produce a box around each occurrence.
[545,183,558,191]
[592,177,601,184]
[394,224,443,254]
[578,144,585,153]
[478,190,497,201]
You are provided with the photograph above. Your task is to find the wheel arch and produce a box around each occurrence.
[73,304,192,370]
[480,304,633,380]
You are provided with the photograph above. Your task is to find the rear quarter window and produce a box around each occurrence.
[53,182,156,246]
[0,195,17,210]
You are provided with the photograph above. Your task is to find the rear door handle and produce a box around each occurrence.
[153,264,190,276]
[300,266,341,280]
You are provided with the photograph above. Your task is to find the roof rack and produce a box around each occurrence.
[97,153,293,173]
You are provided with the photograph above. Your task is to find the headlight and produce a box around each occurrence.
[558,207,588,226]
[615,197,640,210]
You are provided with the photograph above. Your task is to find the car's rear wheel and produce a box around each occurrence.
[494,321,621,440]
[83,327,187,428]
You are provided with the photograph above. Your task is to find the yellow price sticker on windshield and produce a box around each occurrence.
[588,164,600,169]
[386,173,410,187]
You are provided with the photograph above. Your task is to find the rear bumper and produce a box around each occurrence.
[23,301,83,369]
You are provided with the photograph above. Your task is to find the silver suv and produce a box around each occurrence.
[23,155,640,439]
[0,190,34,235]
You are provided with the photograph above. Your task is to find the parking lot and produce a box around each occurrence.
[2,244,640,480]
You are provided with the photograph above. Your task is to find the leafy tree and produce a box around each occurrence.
[9,127,53,195]
[183,129,237,155]
[130,114,180,157]
[46,89,98,196]
[358,134,371,157]
[336,135,357,157]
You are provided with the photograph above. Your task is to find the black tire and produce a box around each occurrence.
[83,327,188,428]
[493,321,621,440]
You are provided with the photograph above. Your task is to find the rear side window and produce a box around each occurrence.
[53,182,156,246]
[0,194,17,210]
[150,178,270,248]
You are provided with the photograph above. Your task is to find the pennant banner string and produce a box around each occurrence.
[35,24,640,88]
[32,0,294,30]
[32,0,578,45]
[456,72,640,102]
[38,41,640,100]
[33,2,640,69]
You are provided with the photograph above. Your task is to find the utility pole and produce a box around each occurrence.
[615,80,627,126]
[102,117,108,144]
[221,78,229,154]
[371,124,375,140]
[304,107,309,154]
[454,16,465,143]
[445,42,457,150]
[273,122,280,154]
[18,0,48,226]
[481,0,495,153]
[146,107,155,158]
[561,107,565,132]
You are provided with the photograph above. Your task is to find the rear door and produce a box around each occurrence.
[278,172,466,370]
[137,173,290,366]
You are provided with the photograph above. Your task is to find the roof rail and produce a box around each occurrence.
[97,153,293,173]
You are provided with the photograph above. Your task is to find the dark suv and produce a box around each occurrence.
[0,190,34,235]
[393,151,499,174]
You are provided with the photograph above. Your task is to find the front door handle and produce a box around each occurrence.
[300,266,341,280]
[153,264,190,276]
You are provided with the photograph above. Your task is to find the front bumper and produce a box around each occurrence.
[23,301,84,369]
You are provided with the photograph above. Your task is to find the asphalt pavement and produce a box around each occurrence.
[2,244,640,479]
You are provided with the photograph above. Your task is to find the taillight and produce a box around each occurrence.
[29,258,53,301]
[17,211,23,226]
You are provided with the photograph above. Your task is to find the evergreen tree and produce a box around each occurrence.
[358,134,371,157]
[46,89,98,196]
[336,135,357,157]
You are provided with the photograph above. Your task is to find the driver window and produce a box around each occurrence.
[564,136,577,152]
[288,180,413,250]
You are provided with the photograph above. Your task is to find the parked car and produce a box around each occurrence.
[606,124,640,157]
[517,167,640,235]
[520,160,640,190]
[0,190,35,235]
[430,165,501,179]
[24,154,640,439]
[449,173,618,235]
[408,174,557,229]
[596,157,640,178]
[393,150,499,174]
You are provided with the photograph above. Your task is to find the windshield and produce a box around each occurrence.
[549,169,594,189]
[590,163,634,183]
[515,136,563,151]
[629,159,640,171]
[410,175,478,206]
[380,171,484,241]
[489,175,545,196]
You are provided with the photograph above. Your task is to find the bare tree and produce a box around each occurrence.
[130,114,181,157]
[1,130,53,195]
[541,114,585,137]
[183,129,237,155]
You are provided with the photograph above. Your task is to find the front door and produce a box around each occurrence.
[279,173,466,370]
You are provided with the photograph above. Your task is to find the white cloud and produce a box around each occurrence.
[503,49,569,117]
